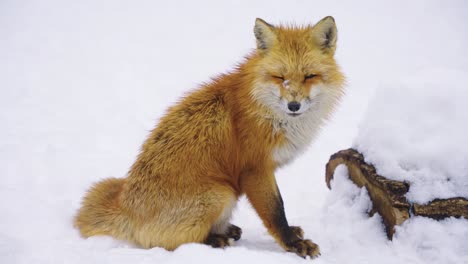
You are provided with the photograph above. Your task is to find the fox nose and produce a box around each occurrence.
[287,101,301,112]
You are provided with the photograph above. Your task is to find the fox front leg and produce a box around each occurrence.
[242,168,320,258]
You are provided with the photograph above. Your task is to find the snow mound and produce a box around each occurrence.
[324,165,468,264]
[354,68,468,204]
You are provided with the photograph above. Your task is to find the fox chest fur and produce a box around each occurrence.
[270,109,324,166]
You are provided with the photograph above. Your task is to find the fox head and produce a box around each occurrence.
[250,17,345,118]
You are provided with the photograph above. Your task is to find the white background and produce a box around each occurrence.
[1,0,467,263]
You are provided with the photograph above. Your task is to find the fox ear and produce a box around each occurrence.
[311,16,337,54]
[254,18,276,52]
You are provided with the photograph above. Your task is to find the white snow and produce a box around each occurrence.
[1,0,467,263]
[354,68,468,203]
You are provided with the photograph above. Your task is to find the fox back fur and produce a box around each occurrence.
[75,16,345,258]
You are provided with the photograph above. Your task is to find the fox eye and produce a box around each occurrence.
[304,74,317,80]
[272,75,285,81]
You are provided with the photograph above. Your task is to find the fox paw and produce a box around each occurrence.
[286,239,320,259]
[226,224,242,241]
[205,234,233,248]
[289,226,304,239]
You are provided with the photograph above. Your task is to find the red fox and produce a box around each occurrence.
[75,16,345,258]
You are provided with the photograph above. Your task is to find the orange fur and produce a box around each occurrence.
[75,16,345,256]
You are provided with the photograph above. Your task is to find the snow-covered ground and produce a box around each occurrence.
[1,0,467,263]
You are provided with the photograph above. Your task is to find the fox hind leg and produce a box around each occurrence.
[209,194,237,234]
[205,233,232,248]
[205,196,242,248]
[225,224,242,241]
[139,187,239,250]
[205,223,242,248]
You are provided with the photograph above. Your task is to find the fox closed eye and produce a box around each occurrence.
[304,74,317,81]
[272,75,285,80]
